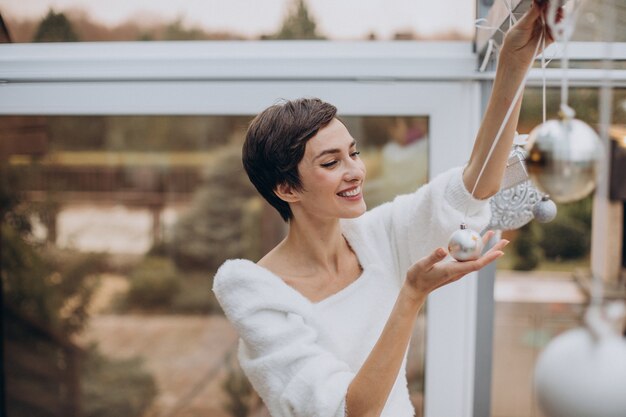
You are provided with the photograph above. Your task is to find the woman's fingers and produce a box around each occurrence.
[516,0,543,29]
[444,241,507,277]
[419,247,448,270]
[485,238,510,254]
[481,230,495,247]
[408,239,507,294]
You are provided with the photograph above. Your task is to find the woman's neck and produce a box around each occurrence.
[281,216,349,276]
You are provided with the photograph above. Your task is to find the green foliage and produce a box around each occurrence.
[170,144,256,271]
[163,19,207,41]
[127,257,181,309]
[33,10,79,42]
[560,195,593,229]
[2,223,105,335]
[539,217,590,260]
[2,164,157,417]
[512,223,543,271]
[221,360,253,417]
[82,346,157,417]
[170,273,223,314]
[519,88,626,133]
[1,163,105,335]
[509,194,593,270]
[268,0,324,40]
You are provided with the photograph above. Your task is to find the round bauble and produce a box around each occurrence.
[448,224,483,261]
[532,195,557,223]
[534,327,626,417]
[525,117,602,203]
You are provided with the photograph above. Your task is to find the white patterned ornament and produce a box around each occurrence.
[488,136,557,231]
[448,223,483,262]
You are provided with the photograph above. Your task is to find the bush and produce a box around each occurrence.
[221,359,253,417]
[82,346,157,417]
[512,223,543,271]
[539,217,590,260]
[170,273,223,314]
[127,257,181,309]
[170,145,256,271]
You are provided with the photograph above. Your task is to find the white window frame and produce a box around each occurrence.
[1,40,625,417]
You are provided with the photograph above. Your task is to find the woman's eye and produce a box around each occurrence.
[321,161,338,168]
[351,151,361,158]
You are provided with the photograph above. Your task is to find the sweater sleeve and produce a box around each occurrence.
[212,260,356,417]
[346,166,491,286]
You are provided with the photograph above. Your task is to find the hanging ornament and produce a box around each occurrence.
[488,135,557,231]
[488,180,542,230]
[534,302,626,417]
[500,133,530,191]
[526,1,602,203]
[448,223,483,261]
[525,106,603,203]
[532,194,557,223]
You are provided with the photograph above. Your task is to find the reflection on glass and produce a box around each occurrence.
[1,114,429,417]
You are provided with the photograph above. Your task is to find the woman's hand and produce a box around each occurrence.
[402,231,508,302]
[500,0,561,68]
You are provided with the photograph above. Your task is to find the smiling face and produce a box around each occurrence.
[278,118,367,221]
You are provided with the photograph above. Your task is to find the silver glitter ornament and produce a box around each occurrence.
[488,140,541,231]
[488,180,542,231]
[525,109,602,203]
[533,195,558,223]
[448,223,483,262]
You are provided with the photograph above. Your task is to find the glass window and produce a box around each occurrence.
[490,87,626,417]
[1,113,429,417]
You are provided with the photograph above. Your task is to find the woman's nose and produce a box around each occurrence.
[344,160,364,182]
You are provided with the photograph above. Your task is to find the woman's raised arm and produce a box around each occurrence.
[464,1,554,199]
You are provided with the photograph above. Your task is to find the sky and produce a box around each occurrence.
[0,0,477,39]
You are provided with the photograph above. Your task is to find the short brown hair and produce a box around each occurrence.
[242,98,337,222]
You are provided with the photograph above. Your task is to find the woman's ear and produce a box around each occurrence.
[274,182,301,203]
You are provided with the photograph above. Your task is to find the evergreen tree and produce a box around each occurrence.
[272,0,324,40]
[169,144,257,271]
[33,10,79,42]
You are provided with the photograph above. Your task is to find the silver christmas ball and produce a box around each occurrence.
[525,116,602,203]
[532,195,557,223]
[534,327,626,417]
[448,224,483,262]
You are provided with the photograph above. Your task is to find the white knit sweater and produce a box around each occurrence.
[212,166,491,417]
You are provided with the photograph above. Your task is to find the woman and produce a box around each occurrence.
[213,3,552,416]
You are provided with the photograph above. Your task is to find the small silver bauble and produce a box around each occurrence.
[532,195,558,223]
[525,109,602,203]
[448,223,483,262]
[534,304,626,417]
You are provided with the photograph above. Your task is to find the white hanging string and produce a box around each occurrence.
[546,0,583,113]
[464,31,545,220]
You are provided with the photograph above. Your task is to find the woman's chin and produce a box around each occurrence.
[341,202,367,218]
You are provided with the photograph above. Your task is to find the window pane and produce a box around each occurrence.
[1,113,429,417]
[491,87,626,417]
